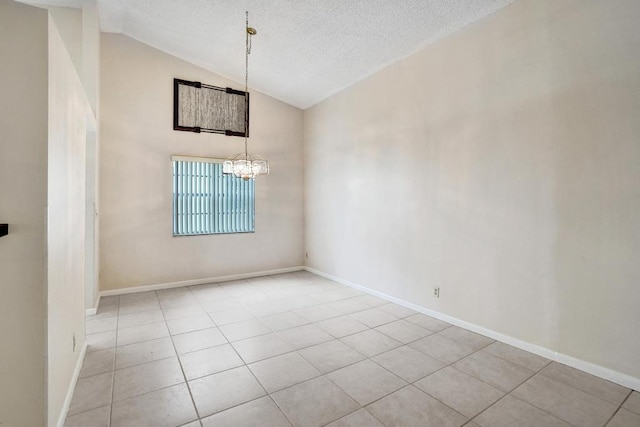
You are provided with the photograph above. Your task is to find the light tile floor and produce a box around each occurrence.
[66,271,640,427]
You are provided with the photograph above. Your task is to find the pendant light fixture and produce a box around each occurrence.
[223,11,269,181]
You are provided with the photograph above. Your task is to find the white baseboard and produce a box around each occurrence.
[99,266,305,297]
[85,294,101,316]
[56,341,88,427]
[305,266,640,391]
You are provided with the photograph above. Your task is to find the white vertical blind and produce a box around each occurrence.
[173,158,255,235]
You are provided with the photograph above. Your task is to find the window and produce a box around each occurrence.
[172,156,255,236]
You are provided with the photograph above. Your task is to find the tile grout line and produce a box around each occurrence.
[483,346,553,373]
[320,357,414,423]
[102,328,501,424]
[188,282,399,422]
[467,393,516,426]
[536,363,633,407]
[354,339,493,424]
[603,402,627,427]
[67,298,120,423]
[189,280,295,425]
[84,280,420,420]
[173,285,220,424]
[515,372,630,425]
[468,372,568,426]
[83,272,621,427]
[225,274,637,424]
[398,336,526,425]
[247,315,451,423]
[607,390,636,425]
[263,394,297,427]
[108,295,121,427]
[324,333,514,426]
[82,279,308,423]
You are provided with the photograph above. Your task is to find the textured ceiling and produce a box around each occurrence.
[20,0,515,109]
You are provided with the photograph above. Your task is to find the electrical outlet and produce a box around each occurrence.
[72,333,76,352]
[433,287,440,298]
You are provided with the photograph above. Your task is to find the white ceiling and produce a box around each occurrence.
[21,0,515,109]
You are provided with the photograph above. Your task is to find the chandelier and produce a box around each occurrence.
[223,11,269,180]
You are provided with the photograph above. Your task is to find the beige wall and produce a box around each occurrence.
[48,6,82,75]
[46,5,95,312]
[100,34,304,291]
[47,2,100,115]
[47,16,92,426]
[0,1,48,425]
[46,1,101,310]
[81,0,100,116]
[304,0,640,383]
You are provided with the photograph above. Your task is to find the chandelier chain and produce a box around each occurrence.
[223,10,268,180]
[244,11,251,160]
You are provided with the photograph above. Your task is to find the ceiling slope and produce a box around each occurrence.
[18,0,515,109]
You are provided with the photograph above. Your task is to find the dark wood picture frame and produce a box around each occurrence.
[173,78,249,137]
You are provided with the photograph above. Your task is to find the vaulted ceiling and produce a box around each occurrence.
[20,0,514,109]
